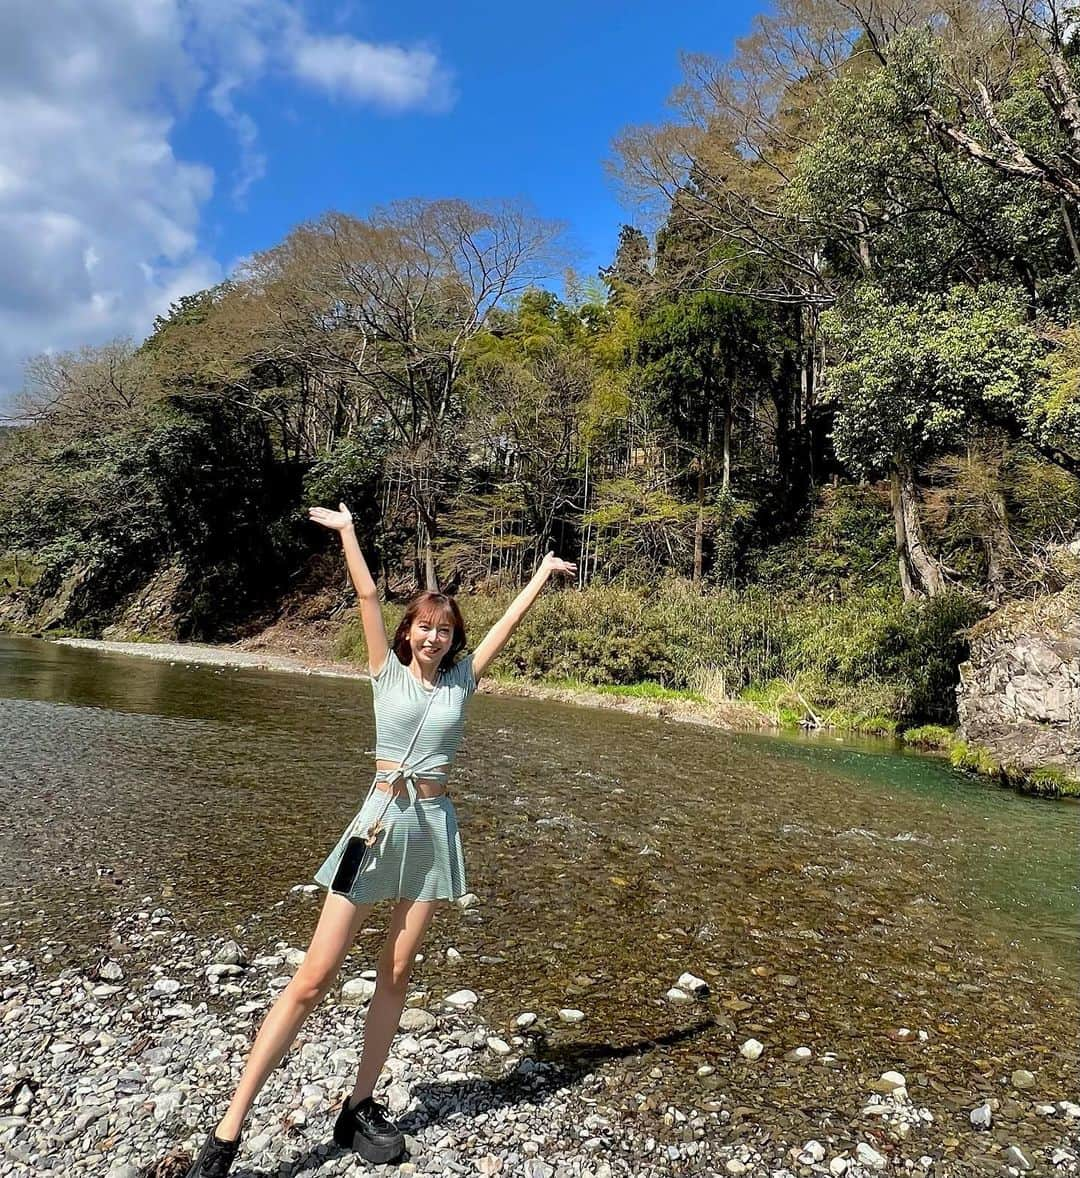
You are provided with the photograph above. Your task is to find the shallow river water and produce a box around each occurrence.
[1,634,1078,1165]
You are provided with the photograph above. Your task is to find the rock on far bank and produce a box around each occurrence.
[957,579,1080,787]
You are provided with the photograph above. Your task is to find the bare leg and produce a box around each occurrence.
[349,898,442,1104]
[215,892,373,1141]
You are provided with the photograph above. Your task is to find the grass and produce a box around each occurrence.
[1009,765,1080,799]
[901,724,954,750]
[0,553,42,592]
[535,676,706,703]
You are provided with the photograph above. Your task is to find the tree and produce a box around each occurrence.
[599,225,653,304]
[824,283,1049,597]
[637,293,773,581]
[463,291,594,579]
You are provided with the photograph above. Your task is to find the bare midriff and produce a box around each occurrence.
[373,761,448,798]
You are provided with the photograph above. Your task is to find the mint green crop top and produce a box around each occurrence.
[371,650,477,780]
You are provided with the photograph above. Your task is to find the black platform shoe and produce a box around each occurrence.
[333,1093,406,1163]
[185,1129,240,1178]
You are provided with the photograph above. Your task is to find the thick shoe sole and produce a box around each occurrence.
[334,1111,404,1163]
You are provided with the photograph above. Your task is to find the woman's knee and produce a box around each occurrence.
[289,958,340,1006]
[376,953,414,991]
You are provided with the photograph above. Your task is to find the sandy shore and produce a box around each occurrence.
[53,637,774,735]
[55,637,368,679]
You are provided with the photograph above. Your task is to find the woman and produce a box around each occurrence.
[187,502,576,1178]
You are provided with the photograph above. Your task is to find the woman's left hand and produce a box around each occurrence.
[540,551,577,576]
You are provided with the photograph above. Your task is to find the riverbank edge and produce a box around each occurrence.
[34,631,1077,801]
[47,634,771,734]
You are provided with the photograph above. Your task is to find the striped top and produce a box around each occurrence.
[372,650,477,779]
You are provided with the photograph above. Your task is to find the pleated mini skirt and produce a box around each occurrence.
[313,787,468,904]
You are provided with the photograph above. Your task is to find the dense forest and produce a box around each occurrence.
[2,1,1079,742]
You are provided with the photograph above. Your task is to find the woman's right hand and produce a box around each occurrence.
[308,502,354,532]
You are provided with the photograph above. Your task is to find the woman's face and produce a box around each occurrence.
[409,611,454,668]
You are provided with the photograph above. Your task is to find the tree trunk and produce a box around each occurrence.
[722,393,732,491]
[797,304,819,490]
[693,465,705,585]
[415,512,439,592]
[984,487,1010,603]
[890,460,945,600]
[1063,198,1080,269]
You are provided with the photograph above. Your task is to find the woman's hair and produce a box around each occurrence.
[392,591,466,673]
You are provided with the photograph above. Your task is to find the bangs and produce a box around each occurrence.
[415,604,455,629]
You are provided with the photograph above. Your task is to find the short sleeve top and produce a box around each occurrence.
[371,650,477,778]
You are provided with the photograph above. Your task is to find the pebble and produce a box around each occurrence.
[872,1069,906,1093]
[445,988,478,1008]
[558,1008,585,1023]
[340,977,376,1005]
[2,898,1072,1178]
[205,963,243,979]
[855,1142,887,1170]
[1004,1145,1034,1170]
[213,940,244,966]
[1011,1068,1036,1090]
[970,1102,992,1128]
[798,1140,825,1164]
[398,1008,437,1032]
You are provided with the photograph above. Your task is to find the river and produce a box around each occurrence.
[1,633,1077,1165]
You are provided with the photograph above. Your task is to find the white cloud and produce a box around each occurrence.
[0,0,453,409]
[0,1,220,408]
[291,35,453,110]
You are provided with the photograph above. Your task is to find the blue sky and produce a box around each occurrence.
[182,0,762,274]
[0,0,764,407]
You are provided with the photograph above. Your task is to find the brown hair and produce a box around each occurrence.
[392,591,466,673]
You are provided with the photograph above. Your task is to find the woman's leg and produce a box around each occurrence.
[215,892,373,1141]
[349,898,442,1104]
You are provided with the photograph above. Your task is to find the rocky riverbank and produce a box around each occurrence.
[957,582,1080,795]
[0,894,1077,1178]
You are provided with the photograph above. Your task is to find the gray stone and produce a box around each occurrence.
[399,1008,437,1033]
[213,940,245,966]
[340,977,376,1005]
[957,584,1080,781]
[1004,1145,1033,1171]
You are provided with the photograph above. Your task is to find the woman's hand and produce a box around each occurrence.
[540,551,577,576]
[308,502,354,532]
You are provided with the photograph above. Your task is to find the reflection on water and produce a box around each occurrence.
[2,634,1078,1124]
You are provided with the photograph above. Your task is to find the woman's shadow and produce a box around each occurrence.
[221,1018,717,1178]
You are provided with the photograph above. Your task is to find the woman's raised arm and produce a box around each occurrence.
[308,502,390,677]
[471,551,577,682]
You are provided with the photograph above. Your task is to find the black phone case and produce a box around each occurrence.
[331,835,370,894]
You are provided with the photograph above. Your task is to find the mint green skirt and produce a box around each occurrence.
[313,788,468,904]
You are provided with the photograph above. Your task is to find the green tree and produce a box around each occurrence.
[824,283,1049,597]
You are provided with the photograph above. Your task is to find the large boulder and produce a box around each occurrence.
[957,580,1080,781]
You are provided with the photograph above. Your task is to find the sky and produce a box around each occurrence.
[0,0,764,409]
